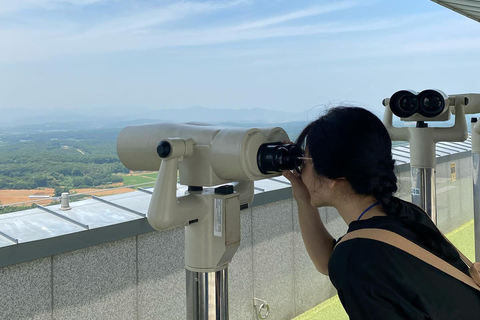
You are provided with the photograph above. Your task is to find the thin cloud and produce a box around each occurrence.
[0,0,109,14]
[230,1,363,31]
[77,12,455,51]
[77,1,367,39]
[1,2,476,64]
[81,0,250,37]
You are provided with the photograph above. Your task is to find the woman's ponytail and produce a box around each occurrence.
[374,174,459,262]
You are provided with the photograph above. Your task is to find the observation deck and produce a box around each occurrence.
[0,138,474,320]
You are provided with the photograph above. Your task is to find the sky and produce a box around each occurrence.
[1,0,480,121]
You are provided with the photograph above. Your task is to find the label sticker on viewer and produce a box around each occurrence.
[214,198,223,237]
[451,163,457,182]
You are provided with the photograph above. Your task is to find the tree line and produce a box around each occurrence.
[0,128,129,193]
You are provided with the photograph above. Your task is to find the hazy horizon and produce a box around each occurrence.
[0,105,319,129]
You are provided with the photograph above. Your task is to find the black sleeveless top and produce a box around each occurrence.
[329,214,480,319]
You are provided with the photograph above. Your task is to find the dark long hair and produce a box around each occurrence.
[297,106,459,262]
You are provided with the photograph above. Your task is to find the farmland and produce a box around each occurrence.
[122,172,158,187]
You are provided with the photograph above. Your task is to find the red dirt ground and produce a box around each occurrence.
[0,188,55,206]
[0,186,135,206]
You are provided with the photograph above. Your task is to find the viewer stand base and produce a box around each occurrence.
[186,268,229,320]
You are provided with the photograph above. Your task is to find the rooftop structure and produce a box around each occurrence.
[431,0,480,22]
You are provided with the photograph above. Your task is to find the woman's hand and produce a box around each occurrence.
[282,170,311,206]
[283,169,333,275]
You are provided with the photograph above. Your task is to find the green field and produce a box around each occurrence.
[122,172,158,188]
[294,219,476,320]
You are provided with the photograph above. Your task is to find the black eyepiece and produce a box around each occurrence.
[389,89,448,119]
[389,90,419,118]
[257,143,303,174]
[157,141,172,158]
[418,90,446,117]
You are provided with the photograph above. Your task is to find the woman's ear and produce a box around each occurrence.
[329,177,347,190]
[327,178,338,189]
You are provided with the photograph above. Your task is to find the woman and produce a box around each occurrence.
[282,106,480,319]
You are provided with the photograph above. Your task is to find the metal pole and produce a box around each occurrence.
[473,153,480,262]
[411,167,437,224]
[471,118,480,261]
[186,268,229,320]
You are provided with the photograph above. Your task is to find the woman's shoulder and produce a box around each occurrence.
[330,230,408,274]
[347,215,420,243]
[329,215,469,290]
[329,234,480,318]
[328,234,405,291]
[329,216,431,287]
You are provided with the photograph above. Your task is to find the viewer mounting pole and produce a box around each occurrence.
[472,118,480,261]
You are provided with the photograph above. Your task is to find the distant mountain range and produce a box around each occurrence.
[0,106,475,135]
[0,106,309,130]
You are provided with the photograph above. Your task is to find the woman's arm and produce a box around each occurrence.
[297,201,335,275]
[283,170,335,275]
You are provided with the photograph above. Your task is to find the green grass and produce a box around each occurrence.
[122,172,158,187]
[294,295,348,320]
[293,219,476,320]
[446,219,475,262]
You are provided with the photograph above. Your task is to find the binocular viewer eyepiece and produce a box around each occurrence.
[384,89,450,121]
[257,143,304,174]
[383,90,480,122]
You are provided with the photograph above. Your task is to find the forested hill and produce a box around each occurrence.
[0,128,129,193]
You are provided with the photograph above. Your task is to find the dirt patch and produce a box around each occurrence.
[0,188,55,206]
[71,187,136,197]
[125,171,156,176]
[0,185,136,207]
